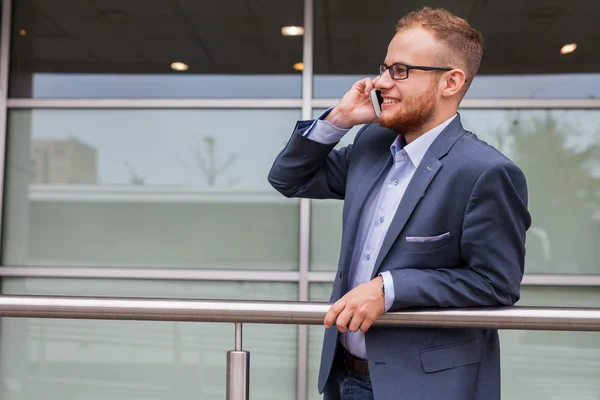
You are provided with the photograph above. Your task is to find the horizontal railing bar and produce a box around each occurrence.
[0,296,599,332]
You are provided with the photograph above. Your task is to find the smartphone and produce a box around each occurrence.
[369,89,383,117]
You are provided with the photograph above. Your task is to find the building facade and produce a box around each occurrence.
[30,138,97,184]
[0,0,599,399]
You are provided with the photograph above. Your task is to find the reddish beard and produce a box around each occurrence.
[378,82,438,134]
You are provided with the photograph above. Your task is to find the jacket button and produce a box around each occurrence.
[338,272,343,279]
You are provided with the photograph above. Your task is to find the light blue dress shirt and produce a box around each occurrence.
[300,110,457,359]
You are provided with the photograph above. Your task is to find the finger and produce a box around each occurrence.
[370,75,380,91]
[335,307,354,333]
[324,299,345,328]
[359,317,374,333]
[354,77,371,92]
[363,78,375,95]
[348,310,365,332]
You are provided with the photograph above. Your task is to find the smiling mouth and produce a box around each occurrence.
[383,98,401,104]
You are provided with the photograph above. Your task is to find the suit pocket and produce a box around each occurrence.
[404,232,453,253]
[406,232,452,242]
[420,338,481,373]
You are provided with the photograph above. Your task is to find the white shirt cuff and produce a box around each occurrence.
[379,272,395,312]
[301,107,350,145]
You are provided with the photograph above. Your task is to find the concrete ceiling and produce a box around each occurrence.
[11,0,600,76]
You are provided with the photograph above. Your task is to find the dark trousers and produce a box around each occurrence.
[323,346,374,400]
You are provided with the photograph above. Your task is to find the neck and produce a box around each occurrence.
[403,109,456,144]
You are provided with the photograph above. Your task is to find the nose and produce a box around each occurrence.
[373,69,394,91]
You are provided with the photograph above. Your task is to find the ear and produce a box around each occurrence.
[441,69,466,98]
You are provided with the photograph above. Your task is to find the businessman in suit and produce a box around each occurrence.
[268,7,531,400]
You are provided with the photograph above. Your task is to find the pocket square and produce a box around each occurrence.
[405,232,452,243]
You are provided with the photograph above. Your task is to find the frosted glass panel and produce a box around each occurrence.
[501,287,600,399]
[3,109,301,269]
[0,279,298,400]
[461,110,600,275]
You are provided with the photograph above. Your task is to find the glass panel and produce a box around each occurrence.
[3,109,300,269]
[309,109,600,275]
[461,109,600,275]
[502,287,600,399]
[307,284,600,400]
[501,332,600,399]
[11,0,303,98]
[1,279,297,400]
[313,2,600,98]
[309,282,333,303]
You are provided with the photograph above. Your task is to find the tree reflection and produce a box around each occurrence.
[499,113,600,274]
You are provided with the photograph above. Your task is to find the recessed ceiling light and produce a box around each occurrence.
[560,43,577,55]
[293,62,304,71]
[19,29,26,36]
[171,62,189,71]
[282,26,305,36]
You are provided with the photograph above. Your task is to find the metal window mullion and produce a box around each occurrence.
[6,98,304,109]
[313,97,600,110]
[0,0,14,266]
[297,0,314,399]
[0,266,301,282]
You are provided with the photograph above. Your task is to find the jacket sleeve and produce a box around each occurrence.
[389,162,532,309]
[268,122,368,200]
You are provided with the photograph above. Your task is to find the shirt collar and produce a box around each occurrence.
[390,114,457,168]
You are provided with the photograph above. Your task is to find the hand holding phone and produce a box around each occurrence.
[324,78,379,129]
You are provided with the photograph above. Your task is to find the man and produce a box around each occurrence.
[269,7,531,400]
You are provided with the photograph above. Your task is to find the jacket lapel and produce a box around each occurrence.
[370,115,467,278]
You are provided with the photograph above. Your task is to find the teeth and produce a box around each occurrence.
[383,98,400,104]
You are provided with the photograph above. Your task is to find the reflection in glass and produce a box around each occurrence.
[10,1,303,98]
[3,109,301,269]
[313,2,600,98]
[0,279,297,400]
[461,110,600,275]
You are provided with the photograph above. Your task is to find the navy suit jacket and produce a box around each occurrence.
[268,114,531,400]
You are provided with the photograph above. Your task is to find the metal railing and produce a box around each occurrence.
[1,295,600,400]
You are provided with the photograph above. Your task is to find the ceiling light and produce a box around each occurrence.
[171,62,189,71]
[560,43,577,55]
[293,62,304,71]
[281,26,305,36]
[19,29,26,36]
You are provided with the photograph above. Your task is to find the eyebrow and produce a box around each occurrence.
[383,60,410,66]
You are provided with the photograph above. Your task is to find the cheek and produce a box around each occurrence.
[396,82,426,99]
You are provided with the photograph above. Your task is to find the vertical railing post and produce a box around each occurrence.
[226,322,249,400]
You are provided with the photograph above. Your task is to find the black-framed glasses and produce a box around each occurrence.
[379,63,452,80]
